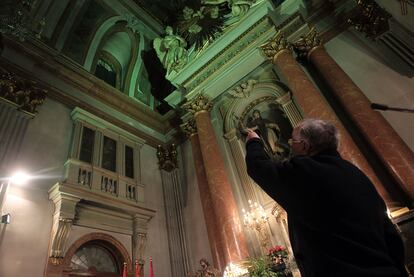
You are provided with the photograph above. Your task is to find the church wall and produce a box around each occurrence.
[0,98,72,277]
[325,29,414,151]
[140,144,173,276]
[180,140,213,273]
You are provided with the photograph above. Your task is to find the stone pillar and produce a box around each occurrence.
[261,30,394,207]
[183,95,249,266]
[182,120,224,270]
[294,28,414,205]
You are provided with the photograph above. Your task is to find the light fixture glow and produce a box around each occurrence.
[10,171,30,185]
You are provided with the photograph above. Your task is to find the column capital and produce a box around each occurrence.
[0,64,47,116]
[293,27,323,61]
[260,30,292,61]
[181,119,197,138]
[156,144,178,172]
[182,94,213,116]
[348,0,391,39]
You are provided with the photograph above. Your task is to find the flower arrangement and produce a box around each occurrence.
[268,246,288,258]
[246,246,292,277]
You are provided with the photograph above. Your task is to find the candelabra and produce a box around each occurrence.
[242,200,270,250]
[0,0,46,41]
[223,262,249,277]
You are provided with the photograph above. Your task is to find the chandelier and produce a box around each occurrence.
[241,200,270,249]
[0,0,45,41]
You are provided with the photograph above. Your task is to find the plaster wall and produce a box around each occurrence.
[180,140,213,273]
[0,99,72,277]
[140,144,173,277]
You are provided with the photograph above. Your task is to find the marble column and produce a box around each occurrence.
[294,28,414,204]
[261,30,394,207]
[182,120,224,270]
[183,95,249,266]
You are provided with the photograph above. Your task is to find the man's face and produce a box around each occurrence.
[290,127,309,156]
[253,111,260,119]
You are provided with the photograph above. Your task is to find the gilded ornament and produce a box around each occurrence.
[0,66,47,115]
[293,27,322,60]
[348,0,391,39]
[260,30,291,60]
[181,119,197,137]
[157,144,178,172]
[182,94,213,115]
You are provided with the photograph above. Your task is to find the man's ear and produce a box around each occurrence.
[303,141,312,155]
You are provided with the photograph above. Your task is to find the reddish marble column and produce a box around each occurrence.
[308,46,414,203]
[191,108,249,266]
[269,48,394,206]
[189,131,225,270]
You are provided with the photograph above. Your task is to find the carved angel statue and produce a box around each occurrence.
[228,79,257,98]
[153,26,188,74]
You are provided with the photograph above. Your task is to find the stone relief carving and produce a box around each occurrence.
[228,79,257,98]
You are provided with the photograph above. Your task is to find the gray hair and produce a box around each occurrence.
[297,119,339,153]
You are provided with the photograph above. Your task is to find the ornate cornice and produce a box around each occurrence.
[156,144,178,172]
[180,119,197,138]
[293,27,323,61]
[182,94,213,116]
[0,64,47,116]
[260,30,292,61]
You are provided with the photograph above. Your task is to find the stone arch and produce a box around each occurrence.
[86,20,140,93]
[223,81,300,135]
[221,80,302,255]
[62,232,132,275]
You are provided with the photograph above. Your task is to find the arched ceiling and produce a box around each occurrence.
[102,32,132,72]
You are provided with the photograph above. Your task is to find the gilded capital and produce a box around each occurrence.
[260,30,291,61]
[181,119,197,138]
[156,144,178,172]
[182,94,213,115]
[348,0,391,39]
[293,27,322,60]
[0,65,47,115]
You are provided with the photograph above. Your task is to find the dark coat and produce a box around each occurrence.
[245,138,407,277]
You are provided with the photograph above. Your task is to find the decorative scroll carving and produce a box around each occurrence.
[133,232,147,265]
[260,30,291,60]
[50,218,73,265]
[228,79,257,98]
[182,94,213,115]
[181,119,197,137]
[348,0,391,39]
[0,66,46,115]
[157,144,178,172]
[48,186,80,265]
[293,27,322,60]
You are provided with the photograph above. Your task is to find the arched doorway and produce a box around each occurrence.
[63,233,131,277]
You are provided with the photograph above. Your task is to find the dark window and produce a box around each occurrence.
[125,145,134,179]
[79,127,95,163]
[95,59,116,87]
[102,136,117,172]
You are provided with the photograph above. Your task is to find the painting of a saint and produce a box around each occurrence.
[240,107,291,160]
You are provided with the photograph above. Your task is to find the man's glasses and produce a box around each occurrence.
[288,138,303,146]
